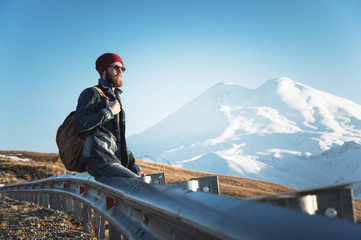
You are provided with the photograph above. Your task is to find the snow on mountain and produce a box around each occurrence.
[128,77,361,189]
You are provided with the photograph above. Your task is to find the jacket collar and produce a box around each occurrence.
[98,78,123,95]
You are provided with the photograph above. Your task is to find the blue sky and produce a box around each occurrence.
[1,0,361,153]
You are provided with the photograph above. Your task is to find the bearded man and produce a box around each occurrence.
[73,53,145,178]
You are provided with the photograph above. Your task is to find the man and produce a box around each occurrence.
[73,53,145,178]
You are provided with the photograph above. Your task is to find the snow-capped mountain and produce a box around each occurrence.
[128,77,361,189]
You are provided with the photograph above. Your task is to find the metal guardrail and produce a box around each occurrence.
[2,173,361,240]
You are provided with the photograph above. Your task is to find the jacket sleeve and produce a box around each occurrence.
[127,150,143,174]
[73,87,114,134]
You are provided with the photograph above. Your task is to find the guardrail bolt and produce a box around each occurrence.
[143,215,149,225]
[202,187,210,193]
[325,208,338,218]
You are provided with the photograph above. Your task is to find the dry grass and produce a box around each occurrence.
[0,151,71,184]
[0,150,293,199]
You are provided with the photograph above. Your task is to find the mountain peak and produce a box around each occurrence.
[210,81,247,91]
[322,141,361,158]
[277,77,297,84]
[212,78,301,95]
[257,77,301,91]
[216,81,237,86]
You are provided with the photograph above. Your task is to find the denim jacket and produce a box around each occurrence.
[73,78,141,175]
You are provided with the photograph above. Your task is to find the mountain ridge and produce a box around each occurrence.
[128,77,361,189]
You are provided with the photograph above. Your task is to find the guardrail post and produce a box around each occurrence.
[257,188,356,222]
[34,192,39,204]
[315,188,355,222]
[64,196,73,214]
[28,192,33,202]
[38,192,44,206]
[82,204,92,233]
[26,192,31,201]
[19,192,24,201]
[42,192,49,208]
[32,192,36,203]
[109,225,121,240]
[20,192,26,201]
[166,176,219,194]
[54,193,61,210]
[128,173,166,184]
[49,193,58,210]
[12,192,18,200]
[166,180,200,192]
[94,211,106,240]
[191,176,219,194]
[58,195,66,211]
[38,192,43,206]
[149,173,166,184]
[29,192,34,202]
[30,192,34,203]
[73,199,82,223]
[27,192,31,202]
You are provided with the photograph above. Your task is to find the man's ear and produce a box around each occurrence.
[101,70,107,80]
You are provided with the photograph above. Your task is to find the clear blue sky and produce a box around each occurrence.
[1,0,361,153]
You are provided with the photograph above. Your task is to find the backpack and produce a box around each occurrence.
[56,86,109,172]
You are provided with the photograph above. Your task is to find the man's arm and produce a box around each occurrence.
[127,150,146,176]
[73,88,114,134]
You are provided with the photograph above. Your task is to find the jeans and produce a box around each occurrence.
[87,162,139,178]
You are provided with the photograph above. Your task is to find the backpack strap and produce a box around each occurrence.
[93,86,110,102]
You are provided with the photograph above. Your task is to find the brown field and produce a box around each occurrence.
[1,150,361,222]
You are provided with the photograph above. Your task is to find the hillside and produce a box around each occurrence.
[0,150,292,199]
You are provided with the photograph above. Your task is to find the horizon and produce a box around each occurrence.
[1,0,361,153]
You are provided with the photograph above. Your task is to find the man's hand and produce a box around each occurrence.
[138,172,146,177]
[106,100,121,115]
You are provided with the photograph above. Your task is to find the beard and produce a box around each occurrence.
[106,71,123,87]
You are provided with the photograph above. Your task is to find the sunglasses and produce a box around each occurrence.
[111,64,126,72]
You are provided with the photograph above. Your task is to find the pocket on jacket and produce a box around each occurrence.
[95,131,117,153]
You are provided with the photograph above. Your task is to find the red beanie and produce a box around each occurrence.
[95,53,124,76]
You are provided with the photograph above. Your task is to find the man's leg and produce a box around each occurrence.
[95,162,139,178]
